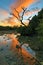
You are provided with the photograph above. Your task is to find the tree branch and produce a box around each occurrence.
[21,7,27,20]
[10,7,30,27]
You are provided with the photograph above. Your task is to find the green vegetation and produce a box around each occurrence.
[41,62,43,65]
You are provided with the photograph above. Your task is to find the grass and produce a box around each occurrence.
[40,62,43,65]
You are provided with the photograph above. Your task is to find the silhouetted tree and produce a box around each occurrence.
[10,7,31,27]
[29,15,40,34]
[38,9,43,19]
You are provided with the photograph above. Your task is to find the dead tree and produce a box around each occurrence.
[10,7,31,27]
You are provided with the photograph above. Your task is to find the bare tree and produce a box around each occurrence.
[10,7,31,26]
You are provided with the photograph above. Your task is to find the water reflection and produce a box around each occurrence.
[0,33,37,65]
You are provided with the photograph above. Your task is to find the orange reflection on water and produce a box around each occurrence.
[8,34,36,65]
[0,33,36,65]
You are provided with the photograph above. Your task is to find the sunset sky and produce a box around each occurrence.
[0,0,43,27]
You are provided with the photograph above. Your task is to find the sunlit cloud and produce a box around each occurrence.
[10,0,40,20]
[11,0,39,12]
[0,9,10,20]
[7,17,21,27]
[10,0,36,18]
[0,17,22,27]
[24,8,40,16]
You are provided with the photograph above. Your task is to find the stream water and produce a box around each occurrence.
[0,33,36,65]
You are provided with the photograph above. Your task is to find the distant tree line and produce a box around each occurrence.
[0,26,18,31]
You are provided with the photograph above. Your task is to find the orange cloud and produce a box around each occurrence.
[10,0,39,19]
[0,9,10,21]
[11,0,35,12]
[0,17,21,27]
[0,9,9,16]
[7,17,22,27]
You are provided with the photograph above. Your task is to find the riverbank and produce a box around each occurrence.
[0,30,16,35]
[18,35,43,62]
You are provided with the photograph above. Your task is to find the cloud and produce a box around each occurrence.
[11,0,35,12]
[0,9,8,16]
[0,9,21,27]
[10,0,40,19]
[0,9,10,20]
[6,17,21,27]
[0,17,22,27]
[24,8,40,16]
[11,0,40,12]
